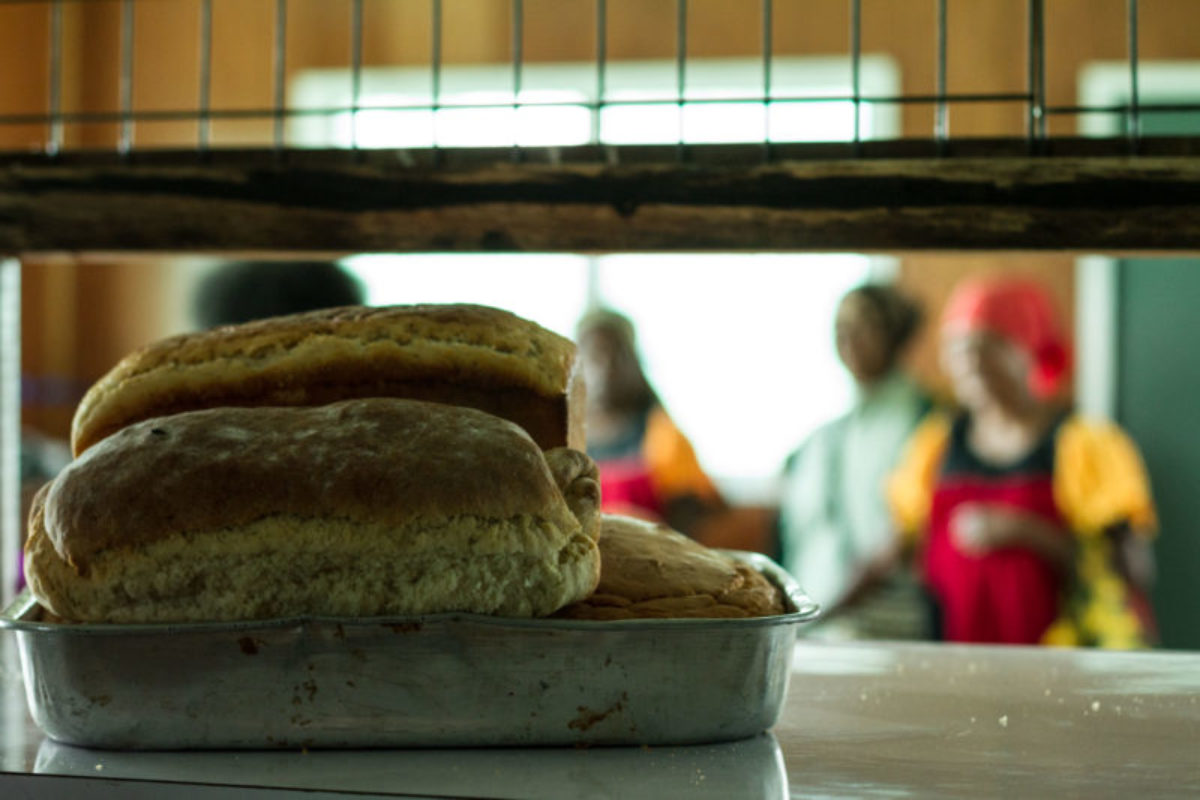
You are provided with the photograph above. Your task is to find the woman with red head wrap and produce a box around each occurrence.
[940,277,1072,401]
[889,275,1157,647]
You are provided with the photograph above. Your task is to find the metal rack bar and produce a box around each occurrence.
[273,0,287,154]
[1045,102,1200,115]
[198,0,213,153]
[46,0,63,155]
[350,0,364,154]
[676,0,687,161]
[0,259,18,606]
[762,0,773,161]
[850,0,862,155]
[935,0,948,151]
[119,0,134,155]
[1127,0,1141,152]
[595,0,606,146]
[512,0,523,161]
[431,0,442,162]
[0,92,1058,130]
[1027,0,1046,145]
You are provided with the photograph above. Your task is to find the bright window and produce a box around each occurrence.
[1078,60,1200,138]
[290,56,899,148]
[591,254,876,500]
[344,254,591,339]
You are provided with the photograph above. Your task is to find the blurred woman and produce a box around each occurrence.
[778,284,931,640]
[577,308,725,538]
[889,275,1157,647]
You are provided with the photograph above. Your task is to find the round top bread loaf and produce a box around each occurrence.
[28,397,602,623]
[70,303,584,456]
[555,515,786,620]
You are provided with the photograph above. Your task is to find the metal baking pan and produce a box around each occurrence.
[1,551,818,750]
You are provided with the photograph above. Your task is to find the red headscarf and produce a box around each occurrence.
[941,275,1071,399]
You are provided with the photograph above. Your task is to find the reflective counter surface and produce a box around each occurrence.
[3,633,1198,798]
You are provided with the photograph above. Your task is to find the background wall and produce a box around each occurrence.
[1116,260,1200,649]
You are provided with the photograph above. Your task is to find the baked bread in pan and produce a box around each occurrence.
[70,303,584,456]
[27,398,601,623]
[555,515,786,620]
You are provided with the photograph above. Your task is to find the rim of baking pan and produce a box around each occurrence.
[0,550,820,635]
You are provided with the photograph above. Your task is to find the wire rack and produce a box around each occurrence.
[0,0,1190,161]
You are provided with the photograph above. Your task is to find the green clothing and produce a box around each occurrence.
[779,371,929,640]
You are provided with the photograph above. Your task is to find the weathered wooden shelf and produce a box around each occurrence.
[3,142,1200,253]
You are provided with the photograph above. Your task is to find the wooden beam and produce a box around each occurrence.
[3,151,1200,253]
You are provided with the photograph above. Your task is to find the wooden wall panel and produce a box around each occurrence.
[0,5,50,151]
[130,0,202,147]
[76,2,122,149]
[21,256,174,440]
[20,257,78,437]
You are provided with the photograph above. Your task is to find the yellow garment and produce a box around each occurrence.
[1040,538,1149,650]
[886,412,952,542]
[643,407,721,503]
[1053,416,1157,538]
[886,411,1158,649]
[1048,417,1157,648]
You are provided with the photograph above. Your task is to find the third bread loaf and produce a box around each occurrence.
[70,303,584,456]
[555,515,786,620]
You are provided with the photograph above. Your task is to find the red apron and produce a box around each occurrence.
[595,455,664,522]
[924,420,1069,644]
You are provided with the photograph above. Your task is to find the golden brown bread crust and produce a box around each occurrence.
[554,515,786,620]
[544,447,602,543]
[70,303,583,456]
[28,398,601,622]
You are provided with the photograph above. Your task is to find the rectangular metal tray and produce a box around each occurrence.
[1,551,818,750]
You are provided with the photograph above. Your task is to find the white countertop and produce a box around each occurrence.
[2,633,1198,799]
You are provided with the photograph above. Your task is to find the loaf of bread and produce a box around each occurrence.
[70,304,584,457]
[554,515,786,620]
[27,398,601,623]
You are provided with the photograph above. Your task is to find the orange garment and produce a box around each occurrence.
[592,405,719,523]
[642,407,721,504]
